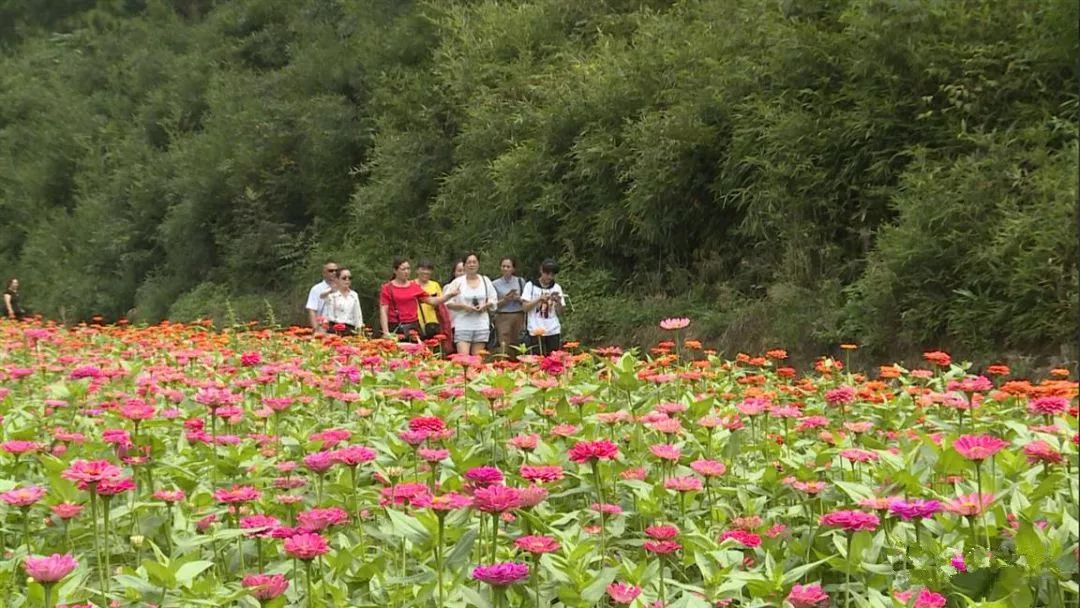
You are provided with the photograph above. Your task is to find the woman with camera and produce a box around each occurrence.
[521,258,565,355]
[444,252,497,356]
[380,257,458,341]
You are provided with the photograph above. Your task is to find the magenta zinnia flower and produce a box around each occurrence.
[894,588,948,608]
[282,532,329,560]
[567,439,619,463]
[787,583,829,608]
[1028,396,1069,416]
[472,562,530,586]
[720,529,762,548]
[607,582,643,604]
[953,435,1009,461]
[242,573,289,600]
[643,540,681,554]
[819,510,879,532]
[888,499,942,521]
[331,445,377,466]
[24,554,77,583]
[464,466,505,487]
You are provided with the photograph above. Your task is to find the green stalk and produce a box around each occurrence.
[845,533,853,608]
[436,515,446,607]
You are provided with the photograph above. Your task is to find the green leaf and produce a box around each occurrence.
[445,528,478,569]
[581,567,618,604]
[781,556,832,585]
[385,509,431,546]
[175,560,215,586]
[1014,522,1046,570]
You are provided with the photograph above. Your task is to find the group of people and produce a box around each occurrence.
[305,254,565,357]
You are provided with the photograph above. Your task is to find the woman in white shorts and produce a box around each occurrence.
[444,252,497,355]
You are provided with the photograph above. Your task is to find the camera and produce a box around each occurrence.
[471,297,479,307]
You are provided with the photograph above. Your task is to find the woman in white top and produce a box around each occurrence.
[521,258,565,355]
[444,252,497,355]
[320,268,362,335]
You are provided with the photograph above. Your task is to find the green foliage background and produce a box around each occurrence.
[0,0,1075,361]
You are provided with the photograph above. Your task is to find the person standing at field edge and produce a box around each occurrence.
[306,260,339,333]
[491,257,527,360]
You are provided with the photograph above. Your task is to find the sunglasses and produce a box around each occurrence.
[325,268,339,273]
[339,276,352,280]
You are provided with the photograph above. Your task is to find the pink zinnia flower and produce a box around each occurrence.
[302,451,337,473]
[298,507,348,532]
[888,499,942,521]
[515,535,560,554]
[819,510,880,532]
[519,465,564,484]
[944,493,994,516]
[720,529,762,548]
[0,485,46,507]
[332,445,377,466]
[659,317,690,330]
[568,440,619,463]
[840,448,878,463]
[517,485,549,509]
[414,492,472,512]
[1023,440,1062,465]
[1,440,42,456]
[283,532,330,560]
[649,443,682,461]
[24,553,77,583]
[607,582,643,604]
[509,434,540,451]
[242,573,288,600]
[643,540,681,554]
[472,562,530,586]
[465,466,505,487]
[51,502,84,519]
[473,485,522,514]
[690,459,727,477]
[787,583,829,608]
[96,477,135,497]
[645,524,680,540]
[825,386,856,406]
[953,435,1009,461]
[951,554,967,572]
[664,476,703,492]
[214,485,262,504]
[894,588,947,608]
[240,515,281,537]
[1028,396,1069,416]
[62,459,122,487]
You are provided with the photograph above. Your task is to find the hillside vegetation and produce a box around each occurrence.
[0,0,1075,361]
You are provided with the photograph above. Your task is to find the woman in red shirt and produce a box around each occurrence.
[380,257,458,340]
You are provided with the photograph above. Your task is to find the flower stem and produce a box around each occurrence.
[845,533,853,608]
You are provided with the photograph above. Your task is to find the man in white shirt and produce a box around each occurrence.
[306,260,339,332]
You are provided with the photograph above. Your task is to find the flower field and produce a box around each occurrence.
[0,320,1076,608]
